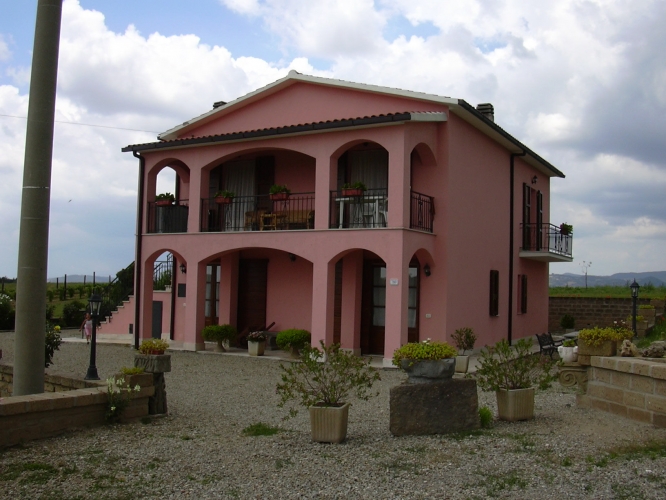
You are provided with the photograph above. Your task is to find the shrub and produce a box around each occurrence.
[578,326,633,347]
[451,327,477,354]
[475,338,556,391]
[46,289,54,302]
[276,342,380,418]
[0,293,15,330]
[105,377,141,423]
[62,300,86,327]
[479,406,493,428]
[201,324,237,344]
[639,304,655,310]
[560,313,575,330]
[392,339,457,367]
[269,184,290,195]
[45,322,62,368]
[120,366,145,375]
[138,338,169,354]
[626,315,645,323]
[276,329,311,350]
[562,339,576,347]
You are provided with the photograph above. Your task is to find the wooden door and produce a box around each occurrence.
[237,259,268,333]
[204,264,219,327]
[361,262,385,355]
[151,301,163,339]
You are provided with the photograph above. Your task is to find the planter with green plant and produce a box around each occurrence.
[138,338,169,355]
[560,313,575,333]
[276,329,311,357]
[451,327,477,373]
[246,331,267,356]
[155,192,175,206]
[559,222,573,235]
[392,339,458,383]
[557,339,578,363]
[201,324,237,352]
[577,326,634,357]
[214,190,235,205]
[276,342,381,443]
[475,338,556,421]
[341,181,367,197]
[269,184,290,201]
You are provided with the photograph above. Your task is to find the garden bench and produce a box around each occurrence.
[536,332,563,358]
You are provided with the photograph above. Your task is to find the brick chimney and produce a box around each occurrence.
[476,103,494,122]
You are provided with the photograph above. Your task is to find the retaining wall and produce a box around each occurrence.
[549,297,664,332]
[577,356,666,428]
[0,364,154,448]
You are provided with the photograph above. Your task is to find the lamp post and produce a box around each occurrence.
[84,293,102,380]
[630,280,640,336]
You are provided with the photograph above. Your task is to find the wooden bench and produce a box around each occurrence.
[536,332,563,358]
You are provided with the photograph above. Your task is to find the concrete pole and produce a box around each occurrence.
[13,0,63,396]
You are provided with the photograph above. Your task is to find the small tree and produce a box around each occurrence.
[451,327,477,355]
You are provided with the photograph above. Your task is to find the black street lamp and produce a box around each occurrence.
[630,280,640,336]
[84,293,103,380]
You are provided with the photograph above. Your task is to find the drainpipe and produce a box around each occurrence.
[133,151,145,350]
[508,150,526,345]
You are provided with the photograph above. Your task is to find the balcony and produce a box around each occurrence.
[519,223,573,262]
[147,200,189,234]
[201,193,315,232]
[328,189,434,232]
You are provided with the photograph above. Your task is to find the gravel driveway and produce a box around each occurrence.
[1,332,666,499]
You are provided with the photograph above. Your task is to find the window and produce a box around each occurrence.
[489,270,499,316]
[518,274,528,314]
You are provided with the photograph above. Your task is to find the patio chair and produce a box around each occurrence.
[536,332,563,358]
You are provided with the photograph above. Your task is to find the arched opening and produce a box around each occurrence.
[148,161,191,234]
[332,142,389,229]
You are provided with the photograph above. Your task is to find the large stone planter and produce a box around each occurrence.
[400,359,455,383]
[309,402,350,443]
[496,387,535,422]
[578,339,616,357]
[248,340,265,356]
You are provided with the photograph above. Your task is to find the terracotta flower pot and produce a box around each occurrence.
[342,188,363,197]
[155,200,172,206]
[270,192,289,201]
[215,196,233,205]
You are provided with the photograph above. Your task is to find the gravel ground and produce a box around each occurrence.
[1,331,666,500]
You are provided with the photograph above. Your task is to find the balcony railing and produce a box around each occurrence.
[521,223,573,258]
[147,200,189,233]
[410,191,434,232]
[201,193,315,232]
[329,188,388,229]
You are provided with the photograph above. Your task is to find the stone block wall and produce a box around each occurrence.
[0,364,104,397]
[0,365,154,448]
[577,356,666,428]
[549,297,664,332]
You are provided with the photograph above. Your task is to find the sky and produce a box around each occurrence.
[0,0,665,279]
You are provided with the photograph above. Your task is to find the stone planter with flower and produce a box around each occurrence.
[246,331,267,356]
[392,339,458,383]
[577,326,634,358]
[451,327,477,373]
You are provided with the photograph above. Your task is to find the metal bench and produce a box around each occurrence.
[536,332,563,358]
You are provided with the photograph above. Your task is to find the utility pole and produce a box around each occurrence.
[13,0,63,396]
[580,261,592,289]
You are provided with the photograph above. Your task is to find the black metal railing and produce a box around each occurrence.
[147,200,189,233]
[521,223,573,258]
[329,188,388,229]
[201,193,315,232]
[410,191,434,233]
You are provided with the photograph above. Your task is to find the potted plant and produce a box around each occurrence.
[577,326,633,357]
[475,338,556,421]
[341,181,367,197]
[559,222,573,235]
[214,190,235,205]
[155,192,175,206]
[276,342,381,443]
[451,327,477,373]
[269,184,290,201]
[246,331,267,356]
[138,338,170,355]
[392,338,458,383]
[201,324,238,352]
[558,339,578,363]
[276,328,311,357]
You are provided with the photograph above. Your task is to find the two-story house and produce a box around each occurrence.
[120,71,572,366]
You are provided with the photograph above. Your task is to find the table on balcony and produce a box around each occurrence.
[335,195,387,228]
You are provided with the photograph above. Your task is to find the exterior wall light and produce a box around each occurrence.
[423,264,431,277]
[288,253,297,262]
[180,263,186,274]
[531,175,538,184]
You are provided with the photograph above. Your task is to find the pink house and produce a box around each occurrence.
[119,71,573,366]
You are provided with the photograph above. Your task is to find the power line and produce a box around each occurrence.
[0,113,160,134]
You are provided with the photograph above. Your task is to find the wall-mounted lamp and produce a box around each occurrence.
[531,175,538,184]
[180,263,187,274]
[423,264,431,277]
[288,253,296,262]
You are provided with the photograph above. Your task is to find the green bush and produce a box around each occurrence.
[0,293,15,330]
[392,339,457,367]
[479,406,493,428]
[201,324,237,343]
[578,326,633,347]
[560,313,575,329]
[62,300,86,327]
[451,327,476,354]
[276,329,311,350]
[47,289,54,302]
[45,323,62,368]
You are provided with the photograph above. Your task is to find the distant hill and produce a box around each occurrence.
[550,271,666,288]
